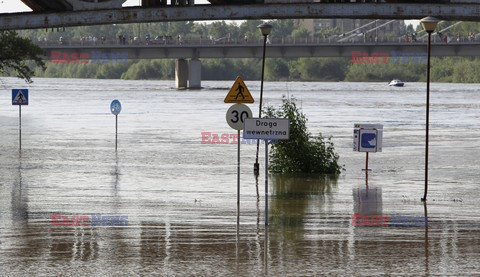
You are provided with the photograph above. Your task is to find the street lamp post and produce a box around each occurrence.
[420,16,439,202]
[254,22,273,176]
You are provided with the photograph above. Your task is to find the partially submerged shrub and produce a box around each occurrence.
[264,97,342,174]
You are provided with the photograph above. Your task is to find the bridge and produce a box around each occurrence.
[38,37,480,88]
[1,2,480,31]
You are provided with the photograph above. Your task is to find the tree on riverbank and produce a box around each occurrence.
[264,97,342,174]
[0,31,46,83]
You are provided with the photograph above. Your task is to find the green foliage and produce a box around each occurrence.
[291,26,311,38]
[450,58,480,83]
[238,20,265,42]
[264,97,342,175]
[202,59,260,80]
[265,58,290,81]
[0,31,46,83]
[345,58,426,82]
[208,21,229,38]
[121,60,172,80]
[294,58,348,81]
[270,20,295,39]
[314,27,341,37]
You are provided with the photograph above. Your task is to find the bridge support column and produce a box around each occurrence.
[188,58,201,89]
[175,58,188,89]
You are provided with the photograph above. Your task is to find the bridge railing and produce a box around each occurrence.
[32,34,478,47]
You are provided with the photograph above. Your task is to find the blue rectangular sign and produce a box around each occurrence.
[12,89,29,105]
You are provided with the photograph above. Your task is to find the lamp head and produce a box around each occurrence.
[420,16,439,33]
[257,23,273,36]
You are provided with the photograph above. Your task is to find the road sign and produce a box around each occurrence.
[111,99,122,115]
[243,118,290,140]
[12,89,29,105]
[353,124,383,152]
[224,76,254,104]
[226,104,252,130]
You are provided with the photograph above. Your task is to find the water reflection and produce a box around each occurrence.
[111,152,120,190]
[424,201,429,275]
[270,174,337,230]
[11,160,28,223]
[352,186,383,216]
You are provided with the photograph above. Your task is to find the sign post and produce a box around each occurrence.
[110,100,122,152]
[353,124,383,171]
[12,89,29,152]
[226,103,253,225]
[225,77,254,225]
[244,118,290,225]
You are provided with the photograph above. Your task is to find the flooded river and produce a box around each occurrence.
[0,78,479,275]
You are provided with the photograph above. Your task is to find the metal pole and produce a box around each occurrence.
[265,140,268,226]
[237,129,240,225]
[254,34,268,175]
[115,114,118,152]
[422,31,432,202]
[365,152,369,171]
[19,105,22,151]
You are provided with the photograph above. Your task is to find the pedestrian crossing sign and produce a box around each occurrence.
[224,76,254,104]
[12,89,29,105]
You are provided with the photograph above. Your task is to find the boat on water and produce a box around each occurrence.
[389,79,404,87]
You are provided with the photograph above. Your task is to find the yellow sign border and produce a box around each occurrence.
[224,76,254,104]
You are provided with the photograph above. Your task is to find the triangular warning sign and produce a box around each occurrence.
[14,90,26,104]
[224,76,254,104]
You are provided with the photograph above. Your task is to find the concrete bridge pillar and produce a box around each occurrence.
[175,59,188,89]
[188,58,201,89]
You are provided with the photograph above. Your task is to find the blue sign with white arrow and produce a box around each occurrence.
[354,124,383,153]
[12,89,29,105]
[361,133,377,149]
[110,100,122,115]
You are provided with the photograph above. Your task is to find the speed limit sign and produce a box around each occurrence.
[226,104,253,130]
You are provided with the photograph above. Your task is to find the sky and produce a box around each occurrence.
[0,0,418,27]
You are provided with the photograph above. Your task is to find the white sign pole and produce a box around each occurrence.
[226,104,252,225]
[237,129,240,225]
[19,105,22,152]
[265,139,269,226]
[115,115,118,152]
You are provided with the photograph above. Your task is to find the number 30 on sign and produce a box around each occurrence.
[226,104,253,130]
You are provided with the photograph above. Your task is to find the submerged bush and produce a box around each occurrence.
[264,97,342,174]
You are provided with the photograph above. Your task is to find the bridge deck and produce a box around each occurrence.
[39,40,480,60]
[1,3,480,31]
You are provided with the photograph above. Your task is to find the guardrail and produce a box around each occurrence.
[32,35,479,48]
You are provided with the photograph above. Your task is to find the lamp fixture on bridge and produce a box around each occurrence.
[420,16,439,33]
[258,23,273,37]
[254,22,273,177]
[420,16,438,202]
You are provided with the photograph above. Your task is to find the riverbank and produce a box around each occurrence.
[3,56,478,83]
